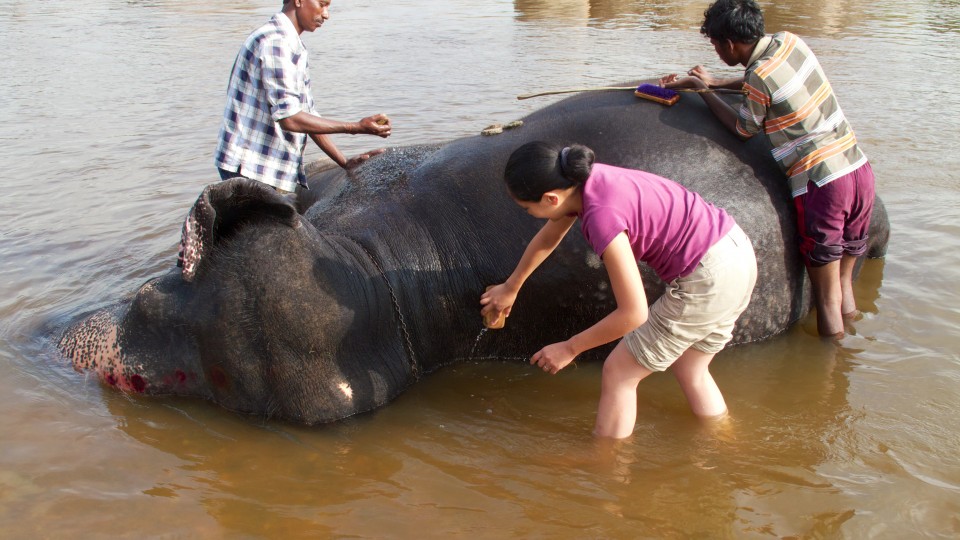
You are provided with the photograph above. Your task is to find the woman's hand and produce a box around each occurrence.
[480,282,518,325]
[531,341,577,375]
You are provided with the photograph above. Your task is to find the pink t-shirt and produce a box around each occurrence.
[579,164,734,282]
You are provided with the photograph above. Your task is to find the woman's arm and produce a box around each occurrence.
[480,215,577,320]
[531,232,648,374]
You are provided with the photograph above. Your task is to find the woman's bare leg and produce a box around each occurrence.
[670,348,727,417]
[594,341,653,439]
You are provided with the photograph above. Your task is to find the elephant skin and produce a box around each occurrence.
[58,84,890,424]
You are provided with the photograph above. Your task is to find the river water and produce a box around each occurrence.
[2,0,959,537]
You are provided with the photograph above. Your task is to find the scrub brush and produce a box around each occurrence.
[633,83,680,106]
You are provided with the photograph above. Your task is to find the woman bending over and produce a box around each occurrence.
[481,141,757,438]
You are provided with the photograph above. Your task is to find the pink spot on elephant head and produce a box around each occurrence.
[209,366,228,388]
[130,374,146,393]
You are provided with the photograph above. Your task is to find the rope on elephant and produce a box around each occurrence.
[480,120,523,136]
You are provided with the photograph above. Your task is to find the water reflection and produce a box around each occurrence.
[853,258,885,316]
[93,306,870,537]
[761,0,877,36]
[513,0,954,37]
[928,0,960,34]
[514,0,704,28]
[103,392,392,536]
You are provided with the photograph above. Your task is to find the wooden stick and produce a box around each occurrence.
[517,86,635,99]
[677,88,747,94]
[517,86,747,100]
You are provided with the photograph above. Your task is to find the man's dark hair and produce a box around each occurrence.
[700,0,765,43]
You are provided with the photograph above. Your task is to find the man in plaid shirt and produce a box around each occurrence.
[661,0,876,338]
[215,0,391,194]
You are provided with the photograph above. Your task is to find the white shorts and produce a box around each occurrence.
[624,224,757,372]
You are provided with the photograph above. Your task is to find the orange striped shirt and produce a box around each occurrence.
[735,32,867,197]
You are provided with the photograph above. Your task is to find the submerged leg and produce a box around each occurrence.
[807,260,845,337]
[839,254,860,318]
[595,341,653,439]
[670,348,726,418]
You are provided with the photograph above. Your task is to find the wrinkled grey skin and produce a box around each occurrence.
[58,85,890,424]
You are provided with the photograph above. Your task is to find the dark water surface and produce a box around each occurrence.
[1,0,959,537]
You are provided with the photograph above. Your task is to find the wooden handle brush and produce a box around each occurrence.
[517,84,746,101]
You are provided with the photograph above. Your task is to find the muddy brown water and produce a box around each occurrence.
[2,0,959,537]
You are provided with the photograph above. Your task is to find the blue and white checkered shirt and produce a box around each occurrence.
[215,13,318,192]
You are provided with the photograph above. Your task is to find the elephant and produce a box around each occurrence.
[58,84,890,424]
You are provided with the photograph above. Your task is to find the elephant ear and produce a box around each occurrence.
[176,178,300,282]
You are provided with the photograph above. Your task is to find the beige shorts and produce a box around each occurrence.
[624,224,757,372]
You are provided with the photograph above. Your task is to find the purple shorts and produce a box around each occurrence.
[794,162,876,267]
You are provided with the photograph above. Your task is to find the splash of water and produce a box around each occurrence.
[469,327,488,358]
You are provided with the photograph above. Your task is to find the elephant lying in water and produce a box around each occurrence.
[58,85,890,424]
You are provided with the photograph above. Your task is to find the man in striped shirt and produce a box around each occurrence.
[215,0,392,195]
[661,0,876,338]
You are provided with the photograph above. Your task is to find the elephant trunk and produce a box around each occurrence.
[59,288,209,399]
[59,309,143,390]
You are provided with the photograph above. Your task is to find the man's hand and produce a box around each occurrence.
[664,66,744,91]
[344,148,386,169]
[662,65,719,87]
[686,65,720,86]
[660,68,747,138]
[658,73,681,86]
[531,341,577,375]
[659,73,710,90]
[359,114,392,138]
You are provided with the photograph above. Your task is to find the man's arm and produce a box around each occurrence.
[261,40,389,139]
[660,67,744,90]
[283,113,390,169]
[662,75,748,140]
[278,112,390,138]
[688,66,744,90]
[309,133,348,168]
[309,134,386,170]
[698,91,746,139]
